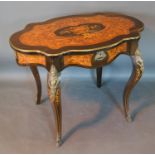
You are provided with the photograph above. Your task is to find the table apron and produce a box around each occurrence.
[15,40,140,70]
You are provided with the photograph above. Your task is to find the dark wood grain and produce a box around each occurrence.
[96,67,103,88]
[30,65,42,105]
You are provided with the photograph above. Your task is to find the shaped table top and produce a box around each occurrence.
[10,12,144,56]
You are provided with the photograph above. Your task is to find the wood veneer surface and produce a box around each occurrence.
[10,13,143,56]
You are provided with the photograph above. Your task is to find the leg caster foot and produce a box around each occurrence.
[126,113,132,122]
[56,136,61,147]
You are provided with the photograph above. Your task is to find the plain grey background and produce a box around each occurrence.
[0,1,155,80]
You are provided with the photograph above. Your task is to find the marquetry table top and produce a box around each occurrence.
[10,13,144,56]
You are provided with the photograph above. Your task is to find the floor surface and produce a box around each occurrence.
[0,75,155,153]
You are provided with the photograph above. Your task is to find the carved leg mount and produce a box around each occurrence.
[123,48,144,122]
[47,64,62,146]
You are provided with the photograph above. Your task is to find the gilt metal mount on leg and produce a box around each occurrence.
[47,64,62,146]
[123,48,144,122]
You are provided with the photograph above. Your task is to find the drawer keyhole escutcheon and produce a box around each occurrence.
[94,50,107,61]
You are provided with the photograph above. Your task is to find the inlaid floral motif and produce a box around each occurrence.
[19,15,135,50]
[55,23,104,37]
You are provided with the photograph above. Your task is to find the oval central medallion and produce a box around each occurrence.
[55,23,104,37]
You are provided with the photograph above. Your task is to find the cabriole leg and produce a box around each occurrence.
[47,64,62,147]
[30,65,42,105]
[96,67,102,88]
[123,49,144,122]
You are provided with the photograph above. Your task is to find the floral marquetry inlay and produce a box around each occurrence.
[10,13,144,56]
[19,16,133,49]
[55,23,104,37]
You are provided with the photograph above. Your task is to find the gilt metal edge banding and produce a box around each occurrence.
[10,36,140,57]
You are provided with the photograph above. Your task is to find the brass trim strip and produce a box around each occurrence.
[10,35,140,57]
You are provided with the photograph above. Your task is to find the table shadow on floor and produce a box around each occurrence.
[131,80,155,120]
[61,79,155,145]
[60,79,118,145]
[39,78,155,146]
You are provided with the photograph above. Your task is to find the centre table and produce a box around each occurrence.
[10,12,144,146]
